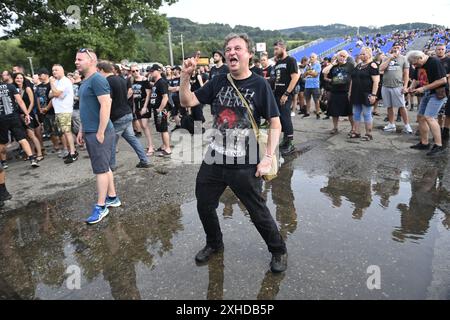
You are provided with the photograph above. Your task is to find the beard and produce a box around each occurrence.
[276,52,284,60]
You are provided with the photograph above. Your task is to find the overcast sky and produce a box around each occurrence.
[160,0,449,30]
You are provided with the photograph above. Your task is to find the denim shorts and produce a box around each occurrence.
[418,91,448,118]
[84,128,115,174]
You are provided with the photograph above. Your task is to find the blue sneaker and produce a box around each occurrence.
[85,205,109,225]
[105,196,122,208]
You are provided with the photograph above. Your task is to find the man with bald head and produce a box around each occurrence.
[50,64,77,163]
[75,48,120,224]
[304,53,322,119]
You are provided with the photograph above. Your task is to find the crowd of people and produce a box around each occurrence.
[283,29,449,150]
[0,27,449,273]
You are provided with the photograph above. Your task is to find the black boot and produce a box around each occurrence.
[270,252,288,273]
[0,184,11,202]
[195,245,224,263]
[280,139,295,156]
[442,128,449,141]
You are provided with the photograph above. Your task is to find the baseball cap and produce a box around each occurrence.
[148,64,163,72]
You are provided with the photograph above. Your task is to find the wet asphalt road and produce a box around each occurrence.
[1,109,449,300]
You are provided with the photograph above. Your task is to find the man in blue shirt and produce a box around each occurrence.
[75,48,121,224]
[304,53,322,119]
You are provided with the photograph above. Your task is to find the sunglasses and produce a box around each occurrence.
[131,70,139,73]
[78,48,94,60]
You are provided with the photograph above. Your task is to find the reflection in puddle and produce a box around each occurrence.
[0,159,449,299]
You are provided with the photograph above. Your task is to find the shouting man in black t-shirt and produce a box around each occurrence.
[273,40,300,155]
[180,33,288,273]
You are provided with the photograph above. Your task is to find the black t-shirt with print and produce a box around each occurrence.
[36,82,54,115]
[132,79,150,110]
[350,62,379,105]
[274,56,299,97]
[194,72,280,167]
[169,77,181,104]
[0,83,19,117]
[149,78,169,110]
[107,75,132,122]
[329,62,355,92]
[209,65,229,80]
[413,56,447,94]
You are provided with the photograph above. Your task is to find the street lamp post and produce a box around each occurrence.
[168,26,174,66]
[180,34,185,62]
[27,56,34,76]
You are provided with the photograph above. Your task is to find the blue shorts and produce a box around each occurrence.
[418,91,448,118]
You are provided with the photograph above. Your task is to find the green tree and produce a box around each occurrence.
[0,0,177,70]
[0,39,39,74]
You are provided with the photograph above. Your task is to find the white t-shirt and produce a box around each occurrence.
[52,76,74,114]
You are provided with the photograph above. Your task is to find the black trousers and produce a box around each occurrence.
[276,96,294,138]
[191,104,205,123]
[195,162,287,254]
